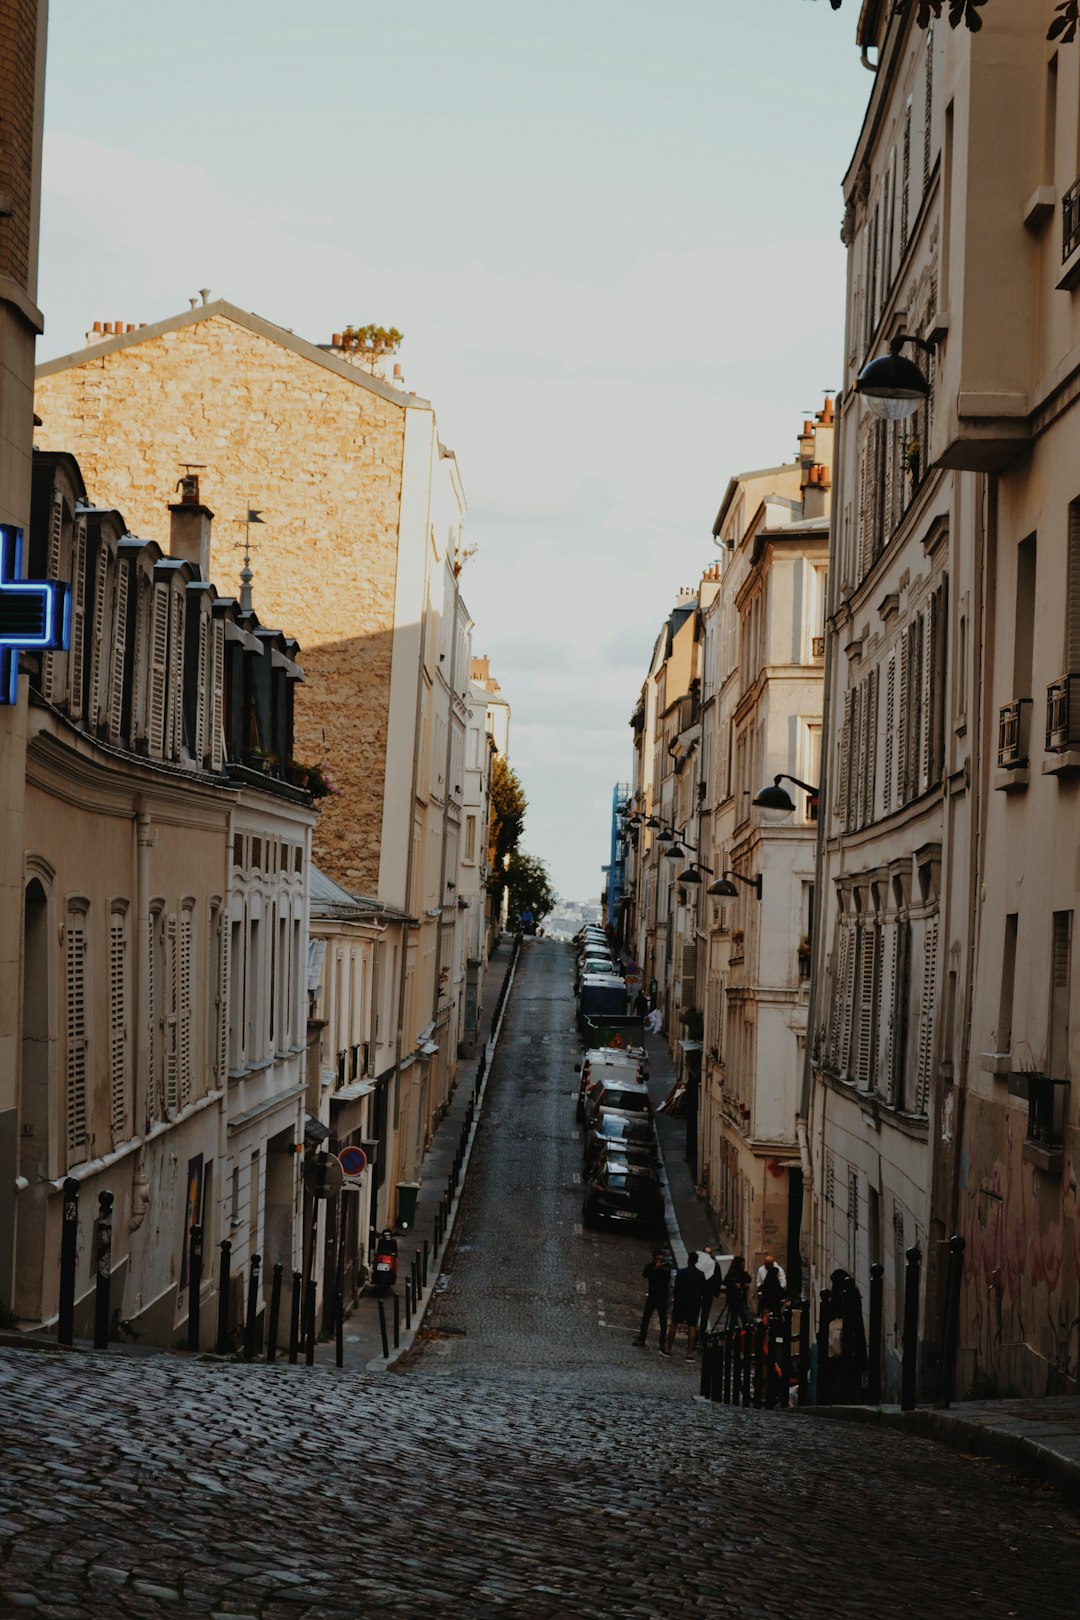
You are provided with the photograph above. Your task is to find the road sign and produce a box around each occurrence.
[338,1145,368,1178]
[303,1154,344,1200]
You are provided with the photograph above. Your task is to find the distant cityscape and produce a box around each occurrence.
[544,898,602,941]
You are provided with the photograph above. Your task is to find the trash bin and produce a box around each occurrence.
[395,1181,420,1231]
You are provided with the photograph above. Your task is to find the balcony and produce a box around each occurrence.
[994,697,1032,790]
[1043,674,1080,773]
[1065,176,1080,264]
[1009,1072,1068,1174]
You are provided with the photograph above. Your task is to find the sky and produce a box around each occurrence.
[38,0,872,902]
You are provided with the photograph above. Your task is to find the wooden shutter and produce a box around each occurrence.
[1067,502,1080,674]
[853,680,866,829]
[68,516,88,719]
[168,588,186,761]
[42,493,65,701]
[148,583,169,757]
[883,653,896,815]
[179,907,193,1109]
[109,912,127,1144]
[901,101,912,246]
[146,906,159,1129]
[920,603,933,795]
[839,921,856,1078]
[210,620,225,771]
[855,923,877,1089]
[837,690,854,833]
[165,912,178,1114]
[88,545,109,732]
[897,632,909,806]
[65,912,89,1159]
[877,921,896,1096]
[194,610,209,766]
[130,575,148,750]
[217,908,230,1084]
[864,666,878,826]
[108,559,129,745]
[915,914,938,1115]
[891,919,911,1106]
[923,28,933,191]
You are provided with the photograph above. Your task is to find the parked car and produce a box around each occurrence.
[577,974,627,1027]
[589,1143,662,1178]
[583,1111,658,1173]
[583,1077,651,1131]
[582,1161,665,1235]
[576,1051,644,1121]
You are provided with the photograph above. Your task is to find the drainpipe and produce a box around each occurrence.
[432,545,463,1086]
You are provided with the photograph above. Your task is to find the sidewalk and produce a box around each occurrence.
[318,933,518,1371]
[639,1031,716,1267]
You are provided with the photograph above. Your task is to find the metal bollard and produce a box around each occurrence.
[741,1325,753,1407]
[901,1245,922,1411]
[216,1239,232,1354]
[93,1191,114,1351]
[57,1177,79,1348]
[266,1262,283,1363]
[935,1234,966,1409]
[815,1288,833,1406]
[412,1252,421,1301]
[868,1263,884,1404]
[753,1319,766,1409]
[378,1298,390,1359]
[796,1300,812,1406]
[404,1278,412,1331]
[335,1288,344,1369]
[288,1269,302,1364]
[243,1253,261,1360]
[187,1224,203,1353]
[777,1307,793,1409]
[722,1328,734,1404]
[422,1239,429,1289]
[393,1291,400,1349]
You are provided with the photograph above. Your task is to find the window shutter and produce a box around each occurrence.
[146,907,158,1130]
[855,922,877,1089]
[864,666,878,827]
[210,619,225,771]
[108,559,129,745]
[168,588,186,761]
[109,913,128,1145]
[853,680,866,829]
[923,29,933,191]
[891,919,911,1106]
[42,493,65,702]
[920,604,933,795]
[217,909,230,1084]
[901,101,912,246]
[897,632,909,805]
[65,913,89,1159]
[1066,503,1080,674]
[148,583,169,757]
[88,545,109,732]
[877,920,896,1096]
[179,907,193,1109]
[838,690,854,832]
[68,517,88,719]
[194,610,209,766]
[857,420,873,582]
[839,921,856,1078]
[130,576,148,750]
[165,912,178,1114]
[915,914,938,1115]
[883,653,896,815]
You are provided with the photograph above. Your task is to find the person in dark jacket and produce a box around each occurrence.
[633,1250,671,1348]
[722,1255,751,1326]
[664,1254,707,1359]
[757,1258,787,1318]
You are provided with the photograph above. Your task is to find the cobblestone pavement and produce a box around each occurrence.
[1,940,1078,1619]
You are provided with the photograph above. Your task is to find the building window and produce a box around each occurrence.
[179,903,194,1109]
[65,901,90,1162]
[108,904,130,1146]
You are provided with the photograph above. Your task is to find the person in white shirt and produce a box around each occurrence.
[755,1252,787,1290]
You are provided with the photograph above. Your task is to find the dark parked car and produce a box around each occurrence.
[582,1077,651,1131]
[582,1161,665,1234]
[583,1110,658,1173]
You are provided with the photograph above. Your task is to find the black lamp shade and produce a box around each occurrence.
[645,815,661,829]
[753,782,798,813]
[708,877,738,897]
[656,827,674,842]
[855,350,929,422]
[664,843,685,860]
[678,867,703,884]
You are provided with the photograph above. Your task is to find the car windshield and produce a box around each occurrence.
[601,1089,647,1111]
[604,1173,628,1190]
[599,1115,649,1139]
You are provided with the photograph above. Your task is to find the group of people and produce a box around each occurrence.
[634,1248,790,1357]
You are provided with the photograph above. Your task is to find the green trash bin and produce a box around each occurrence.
[396,1181,420,1231]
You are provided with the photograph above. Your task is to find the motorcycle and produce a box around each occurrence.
[371,1230,398,1294]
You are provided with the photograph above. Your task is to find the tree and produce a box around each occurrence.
[813,0,1078,43]
[488,755,526,872]
[340,324,404,372]
[506,851,557,926]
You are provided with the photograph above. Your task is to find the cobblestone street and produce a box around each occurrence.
[2,940,1078,1619]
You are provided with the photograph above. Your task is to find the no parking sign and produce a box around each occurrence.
[338,1144,368,1189]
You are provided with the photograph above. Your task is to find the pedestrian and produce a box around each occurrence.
[755,1252,787,1292]
[695,1246,719,1338]
[722,1255,751,1326]
[664,1253,706,1360]
[633,1249,671,1348]
[757,1256,787,1318]
[644,1006,663,1035]
[633,988,649,1020]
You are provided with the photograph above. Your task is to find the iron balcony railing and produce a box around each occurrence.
[997,697,1031,767]
[1046,673,1080,752]
[1064,175,1080,263]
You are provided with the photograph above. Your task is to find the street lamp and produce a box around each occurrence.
[752,773,820,815]
[855,333,933,422]
[707,870,763,900]
[676,863,714,885]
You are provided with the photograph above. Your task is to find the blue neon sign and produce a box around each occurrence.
[0,523,72,705]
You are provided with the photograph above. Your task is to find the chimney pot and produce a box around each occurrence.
[126,323,135,333]
[393,363,402,378]
[332,333,342,347]
[103,323,113,334]
[92,320,102,333]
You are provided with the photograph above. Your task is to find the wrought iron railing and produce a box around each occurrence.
[997,697,1031,767]
[1064,175,1080,263]
[1046,673,1080,751]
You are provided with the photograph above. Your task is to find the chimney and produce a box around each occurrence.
[168,470,214,577]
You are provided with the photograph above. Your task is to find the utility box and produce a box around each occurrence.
[396,1181,420,1231]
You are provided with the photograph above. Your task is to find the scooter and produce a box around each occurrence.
[371,1230,398,1294]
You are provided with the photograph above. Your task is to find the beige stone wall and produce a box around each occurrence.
[35,312,408,893]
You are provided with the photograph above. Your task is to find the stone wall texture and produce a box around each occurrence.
[35,312,409,893]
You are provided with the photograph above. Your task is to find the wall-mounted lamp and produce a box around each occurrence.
[752,774,820,815]
[855,332,934,422]
[708,870,763,900]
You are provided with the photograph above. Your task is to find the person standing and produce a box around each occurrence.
[695,1246,719,1338]
[664,1254,707,1360]
[633,1251,671,1348]
[757,1256,787,1318]
[755,1252,787,1292]
[722,1255,752,1326]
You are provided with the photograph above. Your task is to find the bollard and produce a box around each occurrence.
[378,1298,390,1359]
[422,1239,429,1289]
[412,1252,421,1301]
[741,1324,753,1407]
[868,1263,885,1404]
[335,1289,344,1369]
[393,1291,400,1349]
[777,1306,793,1409]
[753,1319,766,1409]
[815,1288,833,1406]
[266,1263,283,1363]
[901,1245,922,1412]
[935,1234,966,1409]
[93,1191,114,1351]
[404,1278,412,1331]
[797,1300,812,1406]
[187,1224,203,1353]
[216,1239,232,1354]
[57,1177,79,1348]
[288,1269,302,1365]
[243,1253,261,1361]
[723,1328,734,1405]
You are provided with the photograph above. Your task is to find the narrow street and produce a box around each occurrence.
[1,937,1078,1619]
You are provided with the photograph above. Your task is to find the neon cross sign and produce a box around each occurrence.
[0,524,71,705]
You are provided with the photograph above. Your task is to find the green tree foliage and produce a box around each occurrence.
[488,755,526,871]
[813,0,1077,42]
[506,851,557,926]
[340,324,405,366]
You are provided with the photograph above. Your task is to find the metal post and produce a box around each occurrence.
[186,1224,203,1353]
[334,1191,346,1371]
[797,1300,812,1406]
[57,1177,79,1348]
[935,1234,966,1409]
[867,1262,884,1405]
[288,1269,302,1364]
[303,1185,320,1367]
[377,1298,390,1359]
[216,1239,232,1354]
[422,1239,429,1290]
[243,1254,261,1360]
[901,1244,922,1412]
[753,1319,766,1409]
[815,1288,832,1406]
[777,1306,793,1409]
[93,1191,114,1351]
[404,1278,412,1331]
[741,1324,752,1407]
[266,1262,283,1363]
[393,1290,400,1349]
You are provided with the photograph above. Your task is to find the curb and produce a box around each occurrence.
[798,1401,1080,1508]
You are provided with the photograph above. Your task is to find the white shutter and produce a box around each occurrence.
[146,907,159,1129]
[108,559,129,745]
[864,665,878,827]
[194,610,209,766]
[165,912,178,1114]
[838,690,854,833]
[65,913,89,1160]
[68,517,88,719]
[923,28,934,191]
[920,604,933,795]
[855,923,877,1089]
[883,653,896,816]
[839,921,856,1078]
[148,583,169,757]
[42,493,65,702]
[1068,504,1080,675]
[897,631,909,806]
[891,919,911,1106]
[210,619,225,771]
[915,914,938,1115]
[88,546,109,732]
[179,907,193,1109]
[130,576,148,750]
[877,920,896,1095]
[109,913,128,1144]
[901,101,912,246]
[853,681,866,830]
[217,909,230,1084]
[168,588,186,761]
